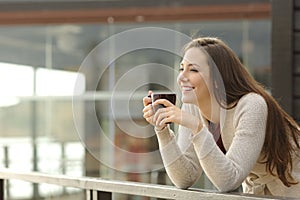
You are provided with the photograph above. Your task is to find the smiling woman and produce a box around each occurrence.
[142,37,300,198]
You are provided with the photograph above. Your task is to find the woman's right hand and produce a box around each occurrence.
[142,91,167,131]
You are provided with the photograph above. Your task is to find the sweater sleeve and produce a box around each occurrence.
[155,104,203,189]
[192,93,268,192]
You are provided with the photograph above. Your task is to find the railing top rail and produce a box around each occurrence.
[0,169,290,200]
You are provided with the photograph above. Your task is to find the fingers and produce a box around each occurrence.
[154,110,168,129]
[143,90,154,106]
[143,104,154,119]
[143,103,170,127]
[153,107,173,126]
[143,91,174,129]
[143,96,152,107]
[153,99,174,108]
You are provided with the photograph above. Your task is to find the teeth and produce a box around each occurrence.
[182,86,193,91]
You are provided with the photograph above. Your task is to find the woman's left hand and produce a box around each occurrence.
[153,99,203,133]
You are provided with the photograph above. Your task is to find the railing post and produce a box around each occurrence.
[0,179,4,200]
[86,190,112,200]
[98,191,112,200]
[86,190,92,200]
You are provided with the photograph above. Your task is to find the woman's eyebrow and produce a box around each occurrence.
[180,62,200,67]
[188,63,201,68]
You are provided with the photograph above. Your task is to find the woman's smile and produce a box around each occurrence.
[181,86,194,92]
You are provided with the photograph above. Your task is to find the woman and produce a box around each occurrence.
[143,37,300,198]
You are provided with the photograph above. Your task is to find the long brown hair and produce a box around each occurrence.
[184,37,300,187]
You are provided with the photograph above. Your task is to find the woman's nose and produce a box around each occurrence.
[177,71,188,82]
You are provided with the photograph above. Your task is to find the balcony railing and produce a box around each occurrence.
[0,168,293,200]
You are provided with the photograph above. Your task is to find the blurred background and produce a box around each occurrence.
[0,0,279,199]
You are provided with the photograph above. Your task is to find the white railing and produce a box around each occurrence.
[0,168,292,200]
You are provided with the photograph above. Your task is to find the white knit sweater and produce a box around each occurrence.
[155,93,300,198]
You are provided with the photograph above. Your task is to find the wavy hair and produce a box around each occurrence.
[184,37,300,187]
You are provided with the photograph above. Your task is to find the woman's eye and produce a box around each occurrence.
[190,69,199,72]
[179,68,184,71]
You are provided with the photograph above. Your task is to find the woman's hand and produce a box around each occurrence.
[142,91,167,130]
[153,99,203,133]
[152,98,181,127]
[143,91,203,133]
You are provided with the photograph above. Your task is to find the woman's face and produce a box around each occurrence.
[177,47,211,106]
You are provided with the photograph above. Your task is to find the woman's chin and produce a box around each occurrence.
[181,97,196,104]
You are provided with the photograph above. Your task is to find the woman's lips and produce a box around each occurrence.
[181,86,194,91]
